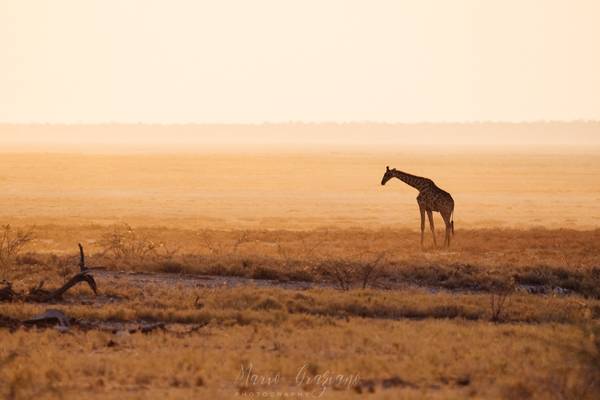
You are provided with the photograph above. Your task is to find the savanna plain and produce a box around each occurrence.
[1,150,599,399]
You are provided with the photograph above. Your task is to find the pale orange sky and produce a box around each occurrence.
[1,1,599,123]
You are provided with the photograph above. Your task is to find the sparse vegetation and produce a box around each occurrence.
[489,278,515,322]
[0,224,597,399]
[99,223,158,264]
[12,225,598,298]
[315,251,387,290]
[0,225,33,278]
[0,269,598,399]
[0,244,97,303]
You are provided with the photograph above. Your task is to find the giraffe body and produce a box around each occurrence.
[381,167,454,247]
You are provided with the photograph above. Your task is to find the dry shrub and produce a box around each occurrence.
[14,253,44,266]
[156,261,185,274]
[99,224,157,264]
[0,225,34,278]
[275,230,328,270]
[250,266,281,281]
[98,223,182,270]
[487,277,515,322]
[315,260,355,291]
[394,263,492,291]
[315,252,387,290]
[196,229,251,257]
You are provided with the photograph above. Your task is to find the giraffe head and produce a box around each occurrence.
[381,166,395,185]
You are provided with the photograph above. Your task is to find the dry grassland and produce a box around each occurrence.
[1,151,599,399]
[1,225,599,399]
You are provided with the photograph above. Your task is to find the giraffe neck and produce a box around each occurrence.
[391,170,431,192]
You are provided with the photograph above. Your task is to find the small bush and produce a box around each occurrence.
[15,252,44,266]
[489,279,515,322]
[315,252,386,290]
[99,224,157,264]
[0,225,34,277]
[157,261,185,274]
[253,297,283,311]
[251,266,281,281]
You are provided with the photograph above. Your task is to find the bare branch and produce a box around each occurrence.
[1,244,98,303]
[78,243,86,271]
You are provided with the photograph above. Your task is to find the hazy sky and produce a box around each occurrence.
[1,0,599,123]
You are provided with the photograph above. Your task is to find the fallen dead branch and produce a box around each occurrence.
[0,315,20,331]
[0,282,18,302]
[24,309,71,329]
[25,270,97,302]
[1,308,208,335]
[0,244,97,303]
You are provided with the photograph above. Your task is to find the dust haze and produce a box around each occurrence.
[1,123,599,230]
[2,122,599,152]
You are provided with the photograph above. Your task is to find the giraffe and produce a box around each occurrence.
[381,166,454,248]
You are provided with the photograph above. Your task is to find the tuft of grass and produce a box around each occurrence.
[250,266,281,281]
[155,261,185,274]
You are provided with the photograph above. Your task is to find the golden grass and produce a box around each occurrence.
[0,279,597,326]
[1,225,599,399]
[5,225,600,297]
[0,311,597,399]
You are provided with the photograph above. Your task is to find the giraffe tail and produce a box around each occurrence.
[450,210,454,235]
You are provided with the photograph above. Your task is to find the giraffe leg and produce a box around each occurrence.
[419,205,425,249]
[441,212,451,247]
[426,210,437,248]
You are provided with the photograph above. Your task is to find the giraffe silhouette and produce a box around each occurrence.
[381,166,454,248]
